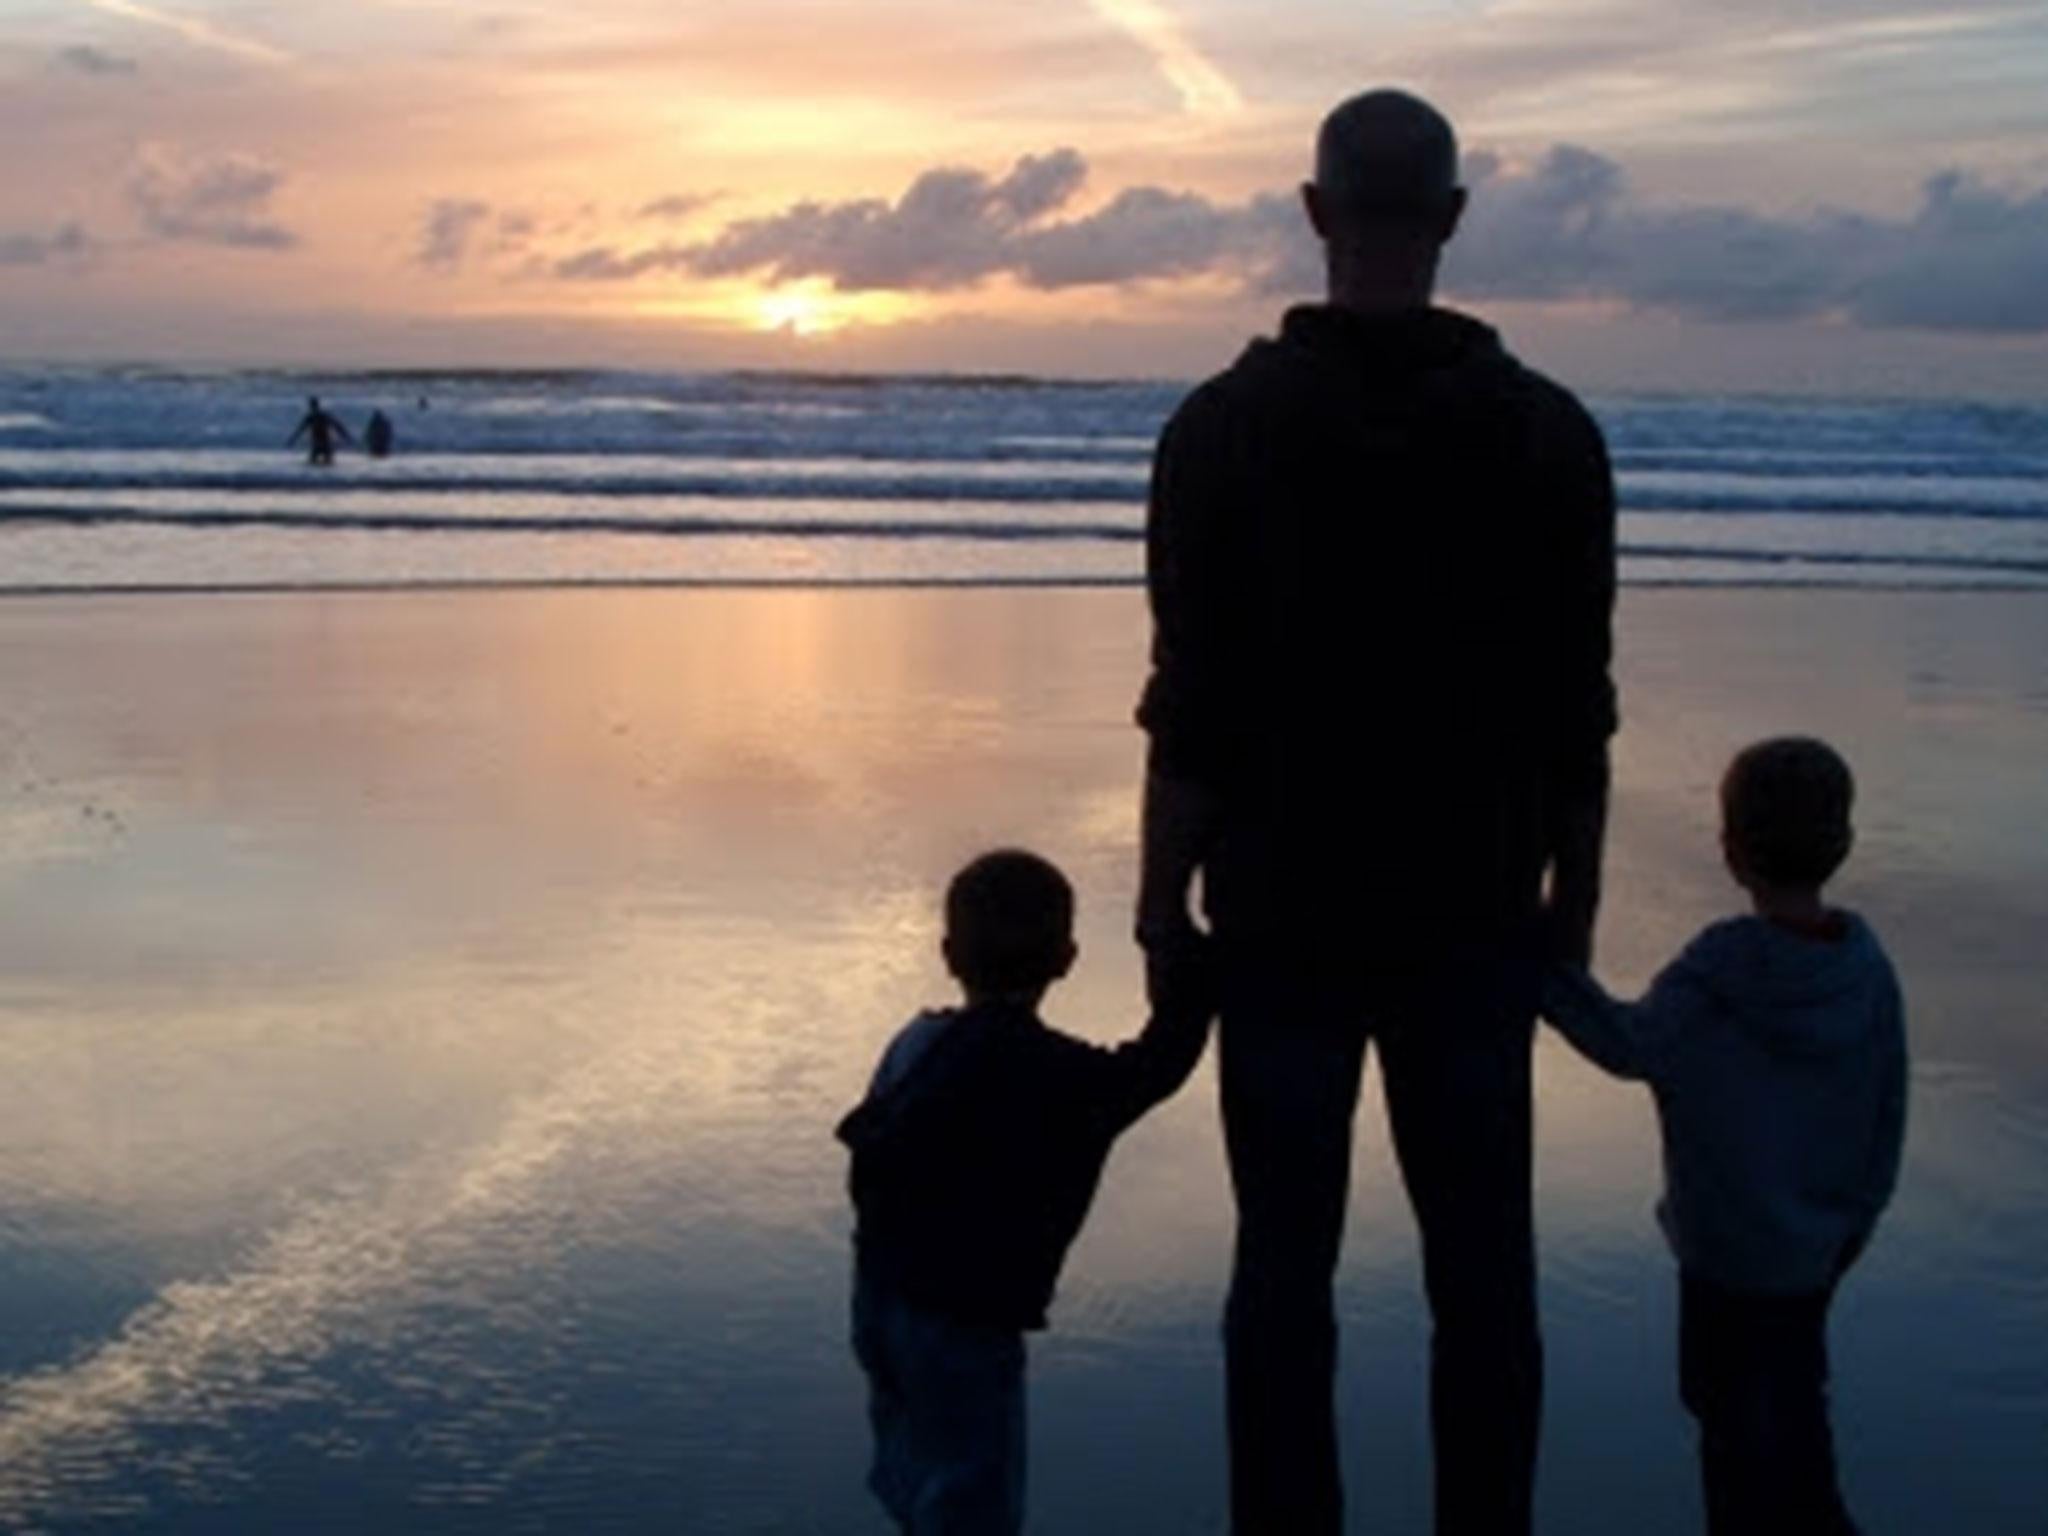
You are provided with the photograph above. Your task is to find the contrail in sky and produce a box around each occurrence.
[1088,0,1245,117]
[80,0,291,64]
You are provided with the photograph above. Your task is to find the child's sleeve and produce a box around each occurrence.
[835,1013,956,1152]
[1541,944,1714,1082]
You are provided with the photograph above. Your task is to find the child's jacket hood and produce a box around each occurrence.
[1684,912,1893,1062]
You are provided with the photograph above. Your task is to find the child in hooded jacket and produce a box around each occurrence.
[1544,737,1906,1536]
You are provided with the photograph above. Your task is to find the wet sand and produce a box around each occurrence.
[0,586,2042,1532]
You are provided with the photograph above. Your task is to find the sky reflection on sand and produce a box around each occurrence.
[0,589,2043,1531]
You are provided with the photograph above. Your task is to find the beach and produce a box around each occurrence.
[0,585,2043,1532]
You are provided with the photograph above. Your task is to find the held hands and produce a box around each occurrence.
[1135,866,1202,955]
[1544,771,1608,970]
[1540,865,1600,970]
[1136,852,1216,1021]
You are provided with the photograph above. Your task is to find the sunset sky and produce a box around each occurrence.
[5,0,2047,391]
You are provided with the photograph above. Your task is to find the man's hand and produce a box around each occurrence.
[1136,867,1201,952]
[1145,927,1219,1021]
[1542,752,1609,969]
[1137,769,1219,953]
[1541,892,1597,970]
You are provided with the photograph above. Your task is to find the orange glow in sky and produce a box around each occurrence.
[3,0,2045,387]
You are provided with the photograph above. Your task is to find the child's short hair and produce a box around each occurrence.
[1721,737,1855,889]
[945,849,1074,993]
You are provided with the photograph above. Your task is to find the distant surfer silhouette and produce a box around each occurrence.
[364,409,395,459]
[287,396,353,466]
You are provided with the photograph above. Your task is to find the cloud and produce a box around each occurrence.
[1447,147,1625,302]
[1445,147,2048,331]
[1018,186,1280,288]
[551,243,691,281]
[553,147,1281,293]
[415,198,491,270]
[1847,173,2048,333]
[1445,146,1858,318]
[690,160,1046,290]
[0,223,96,267]
[54,43,139,75]
[675,153,1094,291]
[542,145,2048,334]
[414,200,541,271]
[126,146,298,250]
[991,149,1088,224]
[636,193,717,222]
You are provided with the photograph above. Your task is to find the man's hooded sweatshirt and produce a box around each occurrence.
[1138,304,1618,954]
[1546,913,1908,1294]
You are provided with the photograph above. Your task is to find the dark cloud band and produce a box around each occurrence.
[535,144,2048,335]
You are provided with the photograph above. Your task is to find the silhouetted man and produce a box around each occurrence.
[288,396,352,466]
[1137,90,1616,1536]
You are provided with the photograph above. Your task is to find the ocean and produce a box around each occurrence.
[3,366,2046,592]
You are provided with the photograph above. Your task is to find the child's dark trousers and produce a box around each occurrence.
[853,1272,1024,1535]
[1680,1273,1860,1536]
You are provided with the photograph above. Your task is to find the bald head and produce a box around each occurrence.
[1303,89,1464,309]
[1312,89,1460,231]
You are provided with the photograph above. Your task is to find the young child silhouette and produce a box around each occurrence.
[838,849,1215,1534]
[1545,737,1907,1536]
